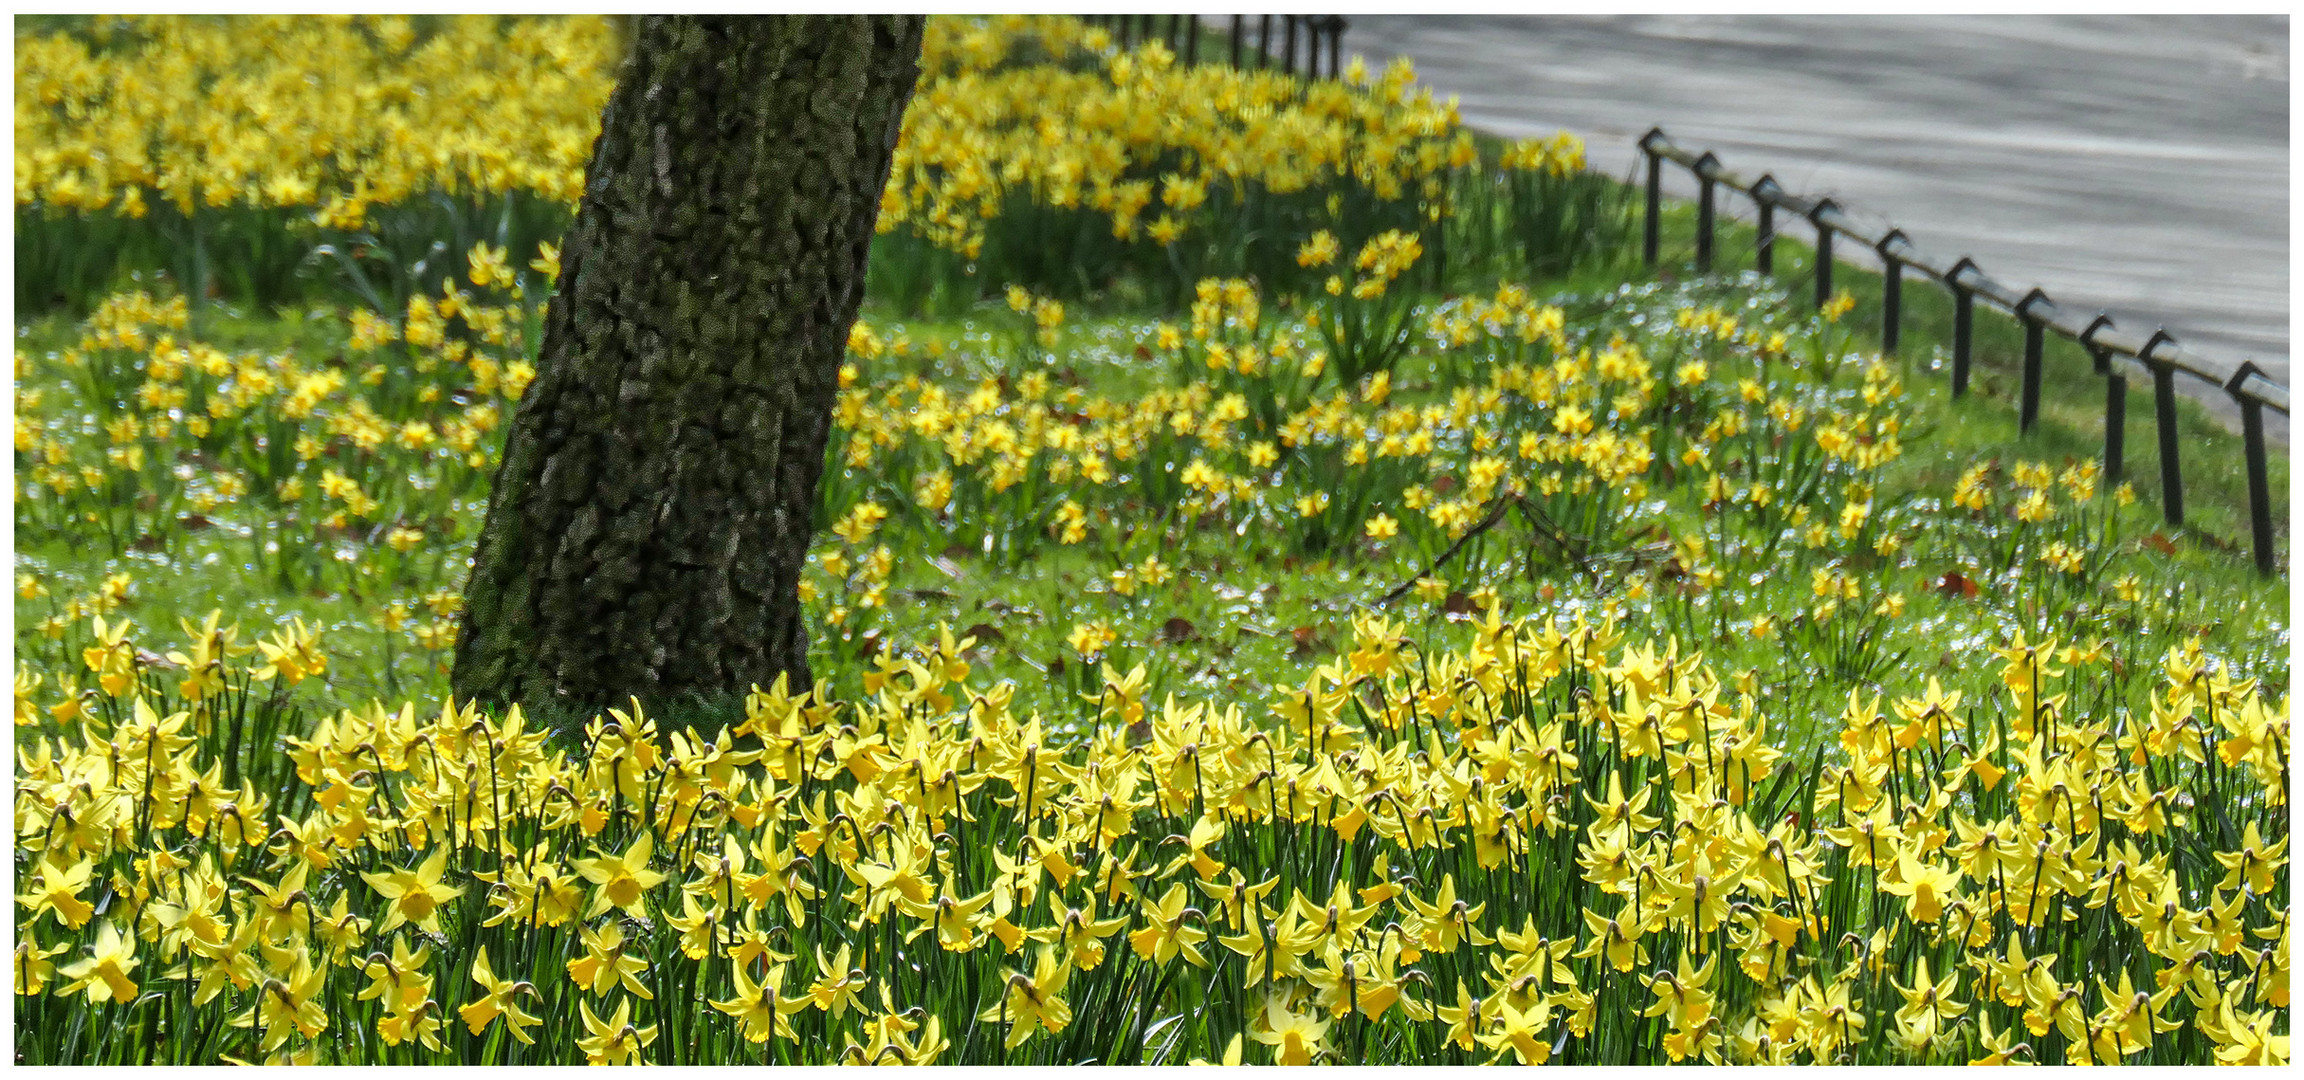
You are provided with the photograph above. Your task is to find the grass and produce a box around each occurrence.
[16,273,2286,740]
[1644,198,2285,561]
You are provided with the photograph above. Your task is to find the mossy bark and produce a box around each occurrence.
[452,15,924,718]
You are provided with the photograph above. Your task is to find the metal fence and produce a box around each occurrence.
[1078,15,1349,78]
[1639,128,2288,577]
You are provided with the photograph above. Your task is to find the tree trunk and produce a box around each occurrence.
[452,15,925,718]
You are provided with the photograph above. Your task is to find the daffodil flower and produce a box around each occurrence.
[574,831,668,920]
[457,945,541,1044]
[576,996,659,1066]
[359,845,463,934]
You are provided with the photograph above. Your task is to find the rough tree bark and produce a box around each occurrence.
[452,16,926,717]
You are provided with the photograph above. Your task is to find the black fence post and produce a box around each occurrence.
[2081,315,2123,486]
[1610,126,2289,573]
[1640,129,1664,268]
[2015,287,2050,434]
[1185,15,1199,64]
[2242,397,2276,575]
[1282,15,1299,75]
[1947,258,1978,398]
[2106,372,2128,485]
[1304,17,1320,78]
[1752,174,1778,276]
[2141,330,2184,527]
[1808,198,1839,309]
[1875,229,1907,355]
[1693,152,1719,273]
[1328,16,1343,77]
[2222,362,2278,576]
[1229,16,1243,68]
[1258,14,1273,68]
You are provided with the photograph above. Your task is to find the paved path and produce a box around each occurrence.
[1350,15,2288,430]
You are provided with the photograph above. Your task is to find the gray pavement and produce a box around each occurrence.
[1347,15,2288,430]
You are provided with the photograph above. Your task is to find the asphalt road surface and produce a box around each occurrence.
[1347,15,2288,431]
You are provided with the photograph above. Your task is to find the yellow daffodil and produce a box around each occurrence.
[576,996,659,1065]
[359,846,462,935]
[978,946,1073,1049]
[458,945,541,1044]
[574,831,669,920]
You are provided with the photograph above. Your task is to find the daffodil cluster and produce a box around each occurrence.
[887,19,1473,259]
[12,599,2287,1064]
[16,16,616,218]
[19,267,2265,738]
[23,15,1607,318]
[15,263,535,611]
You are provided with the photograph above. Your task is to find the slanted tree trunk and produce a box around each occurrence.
[452,15,925,717]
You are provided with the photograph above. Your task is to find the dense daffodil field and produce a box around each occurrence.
[13,13,2289,1066]
[12,607,2292,1064]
